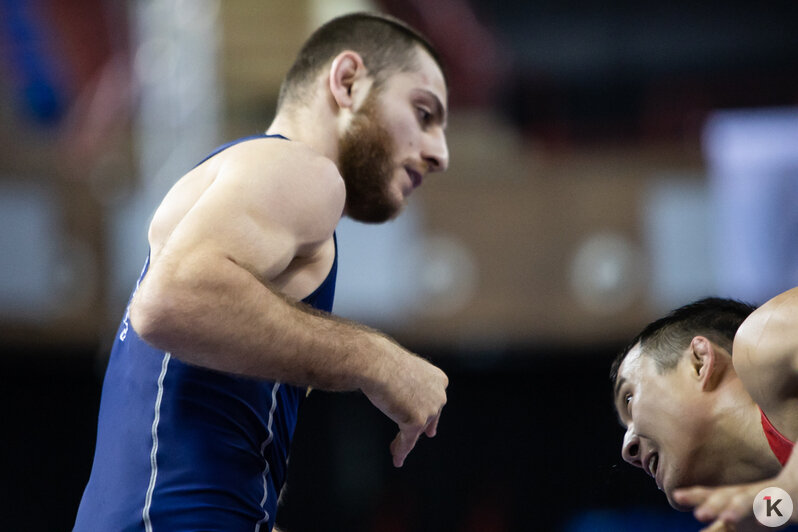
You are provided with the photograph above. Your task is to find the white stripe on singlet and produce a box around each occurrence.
[142,352,171,532]
[120,255,150,342]
[254,382,281,532]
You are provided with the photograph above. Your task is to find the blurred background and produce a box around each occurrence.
[2,0,797,530]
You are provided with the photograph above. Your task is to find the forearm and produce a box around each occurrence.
[130,246,450,471]
[130,255,394,392]
[775,451,798,504]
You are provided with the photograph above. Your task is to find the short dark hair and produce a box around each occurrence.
[276,12,444,110]
[609,298,757,384]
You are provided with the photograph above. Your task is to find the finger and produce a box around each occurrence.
[673,486,713,507]
[694,491,737,523]
[695,500,723,523]
[425,409,442,438]
[717,494,753,524]
[390,428,421,468]
[718,509,744,526]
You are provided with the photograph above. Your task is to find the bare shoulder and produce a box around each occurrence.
[734,287,798,404]
[215,138,345,243]
[219,138,342,192]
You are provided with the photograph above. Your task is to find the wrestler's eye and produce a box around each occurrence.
[624,393,632,413]
[416,106,432,126]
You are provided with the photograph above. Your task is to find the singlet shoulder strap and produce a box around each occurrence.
[193,134,288,169]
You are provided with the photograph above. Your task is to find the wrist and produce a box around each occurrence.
[774,467,798,494]
[356,333,400,394]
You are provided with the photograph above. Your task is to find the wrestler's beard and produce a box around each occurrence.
[338,96,401,224]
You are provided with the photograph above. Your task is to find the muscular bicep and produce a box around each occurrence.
[147,180,295,291]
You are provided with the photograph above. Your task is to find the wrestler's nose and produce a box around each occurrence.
[622,426,643,468]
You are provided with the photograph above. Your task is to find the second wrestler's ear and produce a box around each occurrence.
[328,51,370,110]
[690,336,725,391]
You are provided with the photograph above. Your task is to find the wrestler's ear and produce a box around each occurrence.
[690,336,727,391]
[328,51,371,110]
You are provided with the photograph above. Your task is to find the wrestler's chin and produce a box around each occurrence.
[384,190,406,221]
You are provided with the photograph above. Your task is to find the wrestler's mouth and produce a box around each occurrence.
[406,167,423,189]
[644,451,660,488]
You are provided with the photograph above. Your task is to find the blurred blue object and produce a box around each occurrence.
[565,507,798,531]
[565,507,712,532]
[0,0,66,124]
[21,78,63,123]
[704,107,798,306]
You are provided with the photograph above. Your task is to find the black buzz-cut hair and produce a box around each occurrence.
[276,11,445,111]
[609,297,757,385]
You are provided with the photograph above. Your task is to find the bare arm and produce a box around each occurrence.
[134,234,393,391]
[733,287,798,407]
[130,139,447,465]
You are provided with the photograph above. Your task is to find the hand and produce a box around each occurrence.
[360,339,448,467]
[700,520,736,532]
[674,479,795,531]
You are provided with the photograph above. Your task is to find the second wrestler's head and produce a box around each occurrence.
[609,298,780,509]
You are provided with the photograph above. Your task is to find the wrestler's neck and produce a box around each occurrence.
[266,93,348,165]
[710,382,782,483]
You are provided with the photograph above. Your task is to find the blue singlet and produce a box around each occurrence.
[74,135,337,531]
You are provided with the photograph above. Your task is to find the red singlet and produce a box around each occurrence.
[760,407,794,466]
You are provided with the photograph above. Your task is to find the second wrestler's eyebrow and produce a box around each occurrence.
[613,376,626,407]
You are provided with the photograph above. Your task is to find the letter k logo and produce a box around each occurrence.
[765,495,783,517]
[755,488,792,526]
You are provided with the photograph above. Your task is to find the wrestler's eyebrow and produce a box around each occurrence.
[613,377,625,406]
[613,377,627,428]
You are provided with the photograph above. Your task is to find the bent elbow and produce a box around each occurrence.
[129,296,161,348]
[129,284,180,350]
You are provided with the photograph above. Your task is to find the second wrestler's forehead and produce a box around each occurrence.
[621,344,645,376]
[615,344,644,394]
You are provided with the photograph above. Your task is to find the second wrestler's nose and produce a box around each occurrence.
[622,427,643,469]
